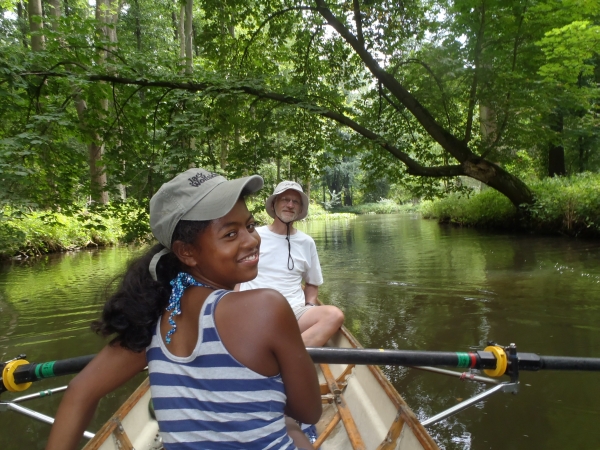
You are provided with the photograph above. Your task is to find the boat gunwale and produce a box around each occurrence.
[82,377,150,450]
[337,325,439,450]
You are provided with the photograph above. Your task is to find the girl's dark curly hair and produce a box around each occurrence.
[91,220,211,352]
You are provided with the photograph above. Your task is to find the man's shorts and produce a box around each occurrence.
[293,304,317,320]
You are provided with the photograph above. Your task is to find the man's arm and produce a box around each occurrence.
[304,283,319,306]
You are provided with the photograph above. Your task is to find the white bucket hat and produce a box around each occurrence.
[265,181,309,221]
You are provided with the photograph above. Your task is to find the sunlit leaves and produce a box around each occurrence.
[537,21,600,84]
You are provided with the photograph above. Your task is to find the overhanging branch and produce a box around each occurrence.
[314,0,473,163]
[18,69,462,178]
[406,165,463,177]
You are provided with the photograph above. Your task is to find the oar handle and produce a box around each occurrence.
[519,353,600,371]
[12,355,96,385]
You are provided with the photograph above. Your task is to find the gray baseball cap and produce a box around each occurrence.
[265,180,309,221]
[150,168,264,249]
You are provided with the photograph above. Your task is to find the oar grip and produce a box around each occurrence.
[539,355,600,371]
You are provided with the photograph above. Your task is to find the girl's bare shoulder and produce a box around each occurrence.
[221,289,295,324]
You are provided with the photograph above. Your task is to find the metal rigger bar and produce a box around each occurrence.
[0,386,95,439]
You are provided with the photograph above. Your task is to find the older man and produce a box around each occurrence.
[238,181,344,347]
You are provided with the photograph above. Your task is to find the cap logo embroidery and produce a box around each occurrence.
[188,172,219,187]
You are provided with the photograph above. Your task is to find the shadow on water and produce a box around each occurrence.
[2,216,600,449]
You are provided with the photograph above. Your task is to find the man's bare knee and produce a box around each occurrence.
[322,306,344,327]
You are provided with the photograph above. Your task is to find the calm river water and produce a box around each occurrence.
[1,214,600,449]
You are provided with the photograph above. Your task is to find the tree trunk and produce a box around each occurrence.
[184,0,193,74]
[86,0,120,204]
[276,156,281,183]
[133,0,142,51]
[178,2,185,63]
[17,1,29,48]
[220,139,228,169]
[48,0,61,29]
[28,0,44,51]
[314,0,534,208]
[75,72,537,208]
[479,105,497,145]
[548,111,566,177]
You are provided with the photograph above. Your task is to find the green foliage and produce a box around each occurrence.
[1,0,599,240]
[421,173,600,236]
[0,208,121,258]
[524,173,600,235]
[0,201,153,258]
[304,202,355,221]
[537,21,600,84]
[420,190,516,227]
[503,150,541,182]
[334,199,407,215]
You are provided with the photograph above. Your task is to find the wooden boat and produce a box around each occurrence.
[83,326,439,450]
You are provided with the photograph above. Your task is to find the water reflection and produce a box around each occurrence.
[300,215,600,450]
[1,216,600,449]
[0,247,145,450]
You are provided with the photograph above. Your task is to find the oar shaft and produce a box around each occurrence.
[8,348,600,388]
[13,355,96,384]
[306,348,497,370]
[307,348,600,372]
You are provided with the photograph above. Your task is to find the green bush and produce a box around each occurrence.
[0,202,153,259]
[420,173,600,236]
[525,173,600,235]
[420,190,516,227]
[306,203,355,221]
[333,198,408,215]
[0,208,124,258]
[250,201,355,225]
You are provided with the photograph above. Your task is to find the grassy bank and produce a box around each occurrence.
[251,202,355,226]
[0,203,151,259]
[331,199,418,215]
[0,201,357,260]
[420,173,600,237]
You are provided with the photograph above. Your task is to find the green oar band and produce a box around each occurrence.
[456,353,471,368]
[35,362,56,379]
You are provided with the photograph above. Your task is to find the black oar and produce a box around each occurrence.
[1,355,96,392]
[4,347,600,392]
[306,348,600,372]
[18,354,96,383]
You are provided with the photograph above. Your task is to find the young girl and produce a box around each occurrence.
[45,168,322,450]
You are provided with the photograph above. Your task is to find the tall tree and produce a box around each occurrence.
[27,0,43,51]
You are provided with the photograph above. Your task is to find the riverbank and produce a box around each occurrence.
[420,172,600,238]
[5,173,597,260]
[0,202,150,260]
[330,199,418,215]
[0,202,356,260]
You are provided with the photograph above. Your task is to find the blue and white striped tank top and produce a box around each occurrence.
[146,289,296,449]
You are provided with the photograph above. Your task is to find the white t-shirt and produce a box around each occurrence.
[240,226,323,310]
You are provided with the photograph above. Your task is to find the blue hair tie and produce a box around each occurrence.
[165,272,215,344]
